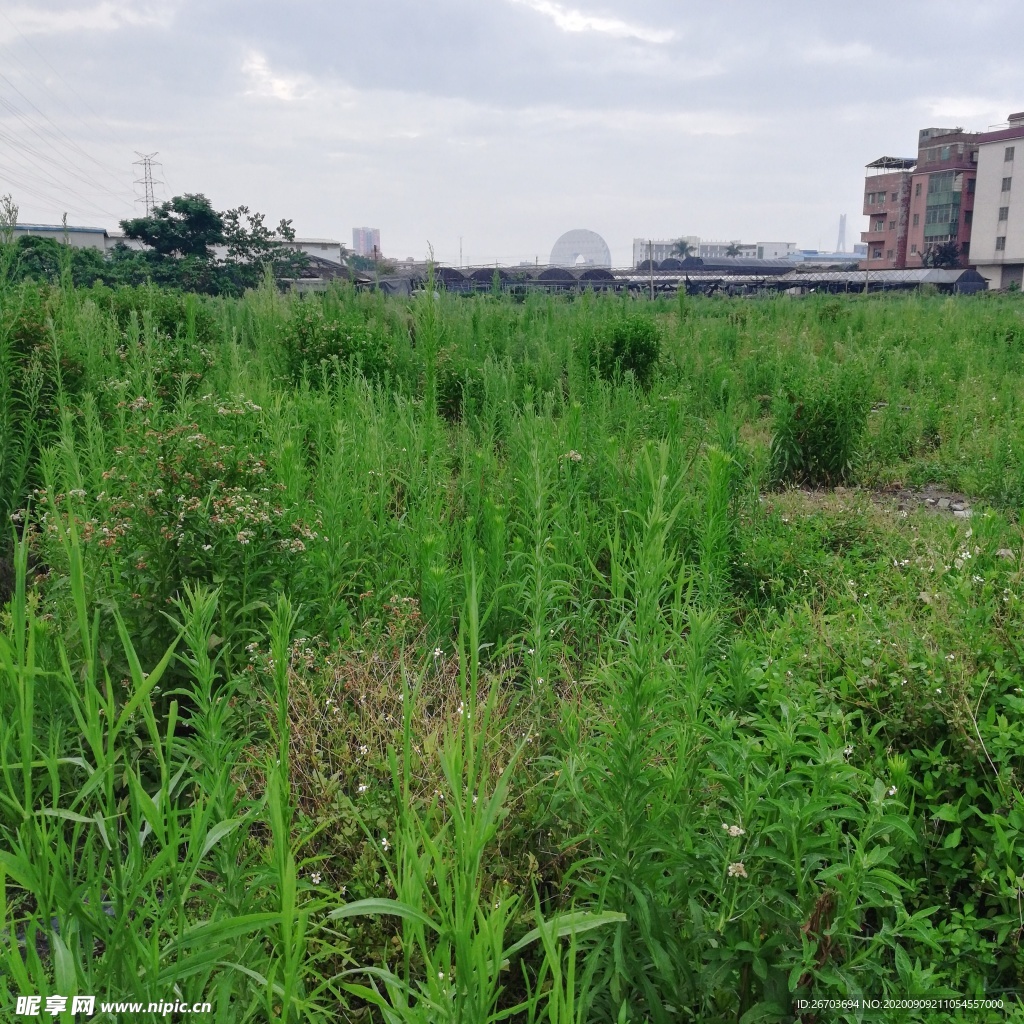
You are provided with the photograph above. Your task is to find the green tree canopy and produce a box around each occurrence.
[920,240,964,269]
[121,194,225,258]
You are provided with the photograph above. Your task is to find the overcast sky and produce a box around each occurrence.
[2,0,1023,266]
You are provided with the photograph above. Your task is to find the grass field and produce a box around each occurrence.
[2,272,1024,1022]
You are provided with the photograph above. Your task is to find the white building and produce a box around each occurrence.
[13,223,109,250]
[292,238,344,264]
[105,229,148,252]
[632,236,699,266]
[756,241,797,260]
[969,112,1024,290]
[698,239,745,258]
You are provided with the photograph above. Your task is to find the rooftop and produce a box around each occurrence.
[866,156,916,170]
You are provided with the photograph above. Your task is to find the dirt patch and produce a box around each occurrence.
[766,484,976,520]
[867,483,974,519]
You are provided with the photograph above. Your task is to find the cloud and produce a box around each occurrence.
[800,40,875,65]
[507,0,674,44]
[922,95,1006,124]
[0,1,172,37]
[240,51,315,102]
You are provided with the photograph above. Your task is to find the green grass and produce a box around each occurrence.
[2,271,1024,1022]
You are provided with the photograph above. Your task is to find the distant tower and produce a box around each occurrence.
[836,213,847,253]
[133,152,162,215]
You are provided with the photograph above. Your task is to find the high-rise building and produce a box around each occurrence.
[969,112,1024,289]
[352,227,381,257]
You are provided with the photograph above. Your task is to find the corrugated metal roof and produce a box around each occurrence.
[15,223,107,234]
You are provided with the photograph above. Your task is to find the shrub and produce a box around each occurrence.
[768,366,869,487]
[601,313,661,387]
[282,302,392,384]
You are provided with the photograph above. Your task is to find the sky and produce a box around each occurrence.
[1,0,1023,267]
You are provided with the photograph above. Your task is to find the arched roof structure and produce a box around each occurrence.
[549,229,612,269]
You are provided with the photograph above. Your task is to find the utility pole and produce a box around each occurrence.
[648,239,654,300]
[133,152,162,215]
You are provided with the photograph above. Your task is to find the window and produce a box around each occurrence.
[967,178,976,193]
[1002,177,1013,191]
[913,213,920,226]
[964,210,973,225]
[1007,146,1016,161]
[873,247,882,259]
[891,192,898,201]
[886,249,894,260]
[925,204,955,225]
[910,244,918,254]
[889,220,896,229]
[996,236,1007,250]
[874,218,885,230]
[915,183,922,196]
[999,206,1009,221]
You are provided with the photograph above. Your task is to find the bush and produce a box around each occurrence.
[282,302,392,384]
[768,366,869,487]
[601,313,661,387]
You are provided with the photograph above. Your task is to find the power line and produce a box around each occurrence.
[0,11,134,168]
[0,77,134,207]
[0,11,134,199]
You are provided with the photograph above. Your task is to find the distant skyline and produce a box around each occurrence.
[1,1,1023,267]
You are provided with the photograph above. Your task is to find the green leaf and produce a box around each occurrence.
[328,897,441,933]
[199,817,246,860]
[502,910,626,962]
[164,912,281,953]
[943,827,962,849]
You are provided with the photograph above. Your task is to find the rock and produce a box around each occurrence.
[918,591,932,604]
[938,498,950,510]
[953,509,972,519]
[997,548,1015,559]
[951,501,965,511]
[926,498,937,505]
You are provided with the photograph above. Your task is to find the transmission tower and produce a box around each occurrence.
[133,152,163,215]
[835,213,847,253]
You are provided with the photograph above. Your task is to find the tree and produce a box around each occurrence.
[920,240,964,269]
[119,195,310,295]
[725,243,742,257]
[121,194,225,258]
[221,206,309,292]
[672,239,695,259]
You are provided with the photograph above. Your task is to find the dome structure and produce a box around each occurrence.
[549,229,612,270]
